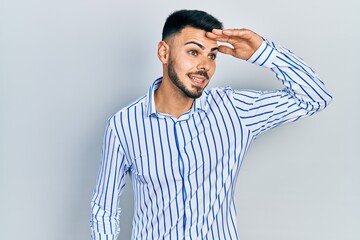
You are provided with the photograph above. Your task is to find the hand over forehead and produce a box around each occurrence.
[206,28,263,60]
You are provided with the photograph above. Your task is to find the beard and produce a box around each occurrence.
[167,58,209,99]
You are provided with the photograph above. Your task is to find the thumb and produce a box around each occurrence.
[218,45,235,56]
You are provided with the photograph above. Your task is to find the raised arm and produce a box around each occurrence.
[207,28,333,137]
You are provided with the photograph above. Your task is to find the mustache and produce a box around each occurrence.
[187,71,209,80]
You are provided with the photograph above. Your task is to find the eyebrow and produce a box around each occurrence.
[184,41,218,52]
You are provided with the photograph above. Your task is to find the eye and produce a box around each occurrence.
[208,53,217,60]
[188,50,198,56]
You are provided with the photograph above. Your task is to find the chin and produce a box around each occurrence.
[183,85,204,99]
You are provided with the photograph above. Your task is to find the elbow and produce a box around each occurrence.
[319,92,333,112]
[308,94,333,113]
[309,85,334,112]
[297,93,333,114]
[324,94,333,109]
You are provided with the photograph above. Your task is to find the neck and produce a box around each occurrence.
[154,78,195,119]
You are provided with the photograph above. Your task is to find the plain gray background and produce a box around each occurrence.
[1,0,359,239]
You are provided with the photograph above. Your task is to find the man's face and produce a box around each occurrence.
[166,26,218,99]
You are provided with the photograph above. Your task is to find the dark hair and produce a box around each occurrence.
[162,9,223,40]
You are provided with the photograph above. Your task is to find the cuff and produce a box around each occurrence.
[91,231,118,240]
[247,39,277,68]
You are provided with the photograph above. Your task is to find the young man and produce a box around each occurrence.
[90,9,332,240]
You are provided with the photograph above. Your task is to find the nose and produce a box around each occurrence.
[197,55,211,72]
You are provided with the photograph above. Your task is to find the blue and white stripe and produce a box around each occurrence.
[90,39,332,239]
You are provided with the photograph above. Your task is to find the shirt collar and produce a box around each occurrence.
[145,77,207,117]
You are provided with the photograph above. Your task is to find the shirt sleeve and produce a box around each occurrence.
[90,117,130,239]
[231,39,333,137]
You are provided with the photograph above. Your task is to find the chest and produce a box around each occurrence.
[122,108,250,187]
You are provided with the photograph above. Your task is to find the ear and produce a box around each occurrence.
[158,41,169,64]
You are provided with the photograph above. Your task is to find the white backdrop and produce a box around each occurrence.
[1,0,359,239]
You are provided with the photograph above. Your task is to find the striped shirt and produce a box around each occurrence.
[90,39,332,240]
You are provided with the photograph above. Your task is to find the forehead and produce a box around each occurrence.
[172,26,218,48]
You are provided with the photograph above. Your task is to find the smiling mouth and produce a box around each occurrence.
[189,75,206,84]
[187,72,209,85]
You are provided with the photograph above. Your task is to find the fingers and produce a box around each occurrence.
[206,31,231,42]
[206,31,235,56]
[207,28,252,39]
[222,29,252,39]
[211,28,224,36]
[206,28,255,47]
[207,28,263,59]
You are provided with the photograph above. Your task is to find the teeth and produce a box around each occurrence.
[191,76,203,83]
